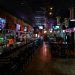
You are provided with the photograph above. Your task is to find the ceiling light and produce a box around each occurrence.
[49,12,52,15]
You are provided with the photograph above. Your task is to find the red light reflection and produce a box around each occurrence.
[39,42,51,63]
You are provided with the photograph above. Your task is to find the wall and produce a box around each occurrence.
[0,9,25,30]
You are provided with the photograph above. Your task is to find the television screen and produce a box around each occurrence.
[16,24,20,31]
[24,27,27,32]
[0,18,6,29]
[38,26,43,29]
[53,25,60,30]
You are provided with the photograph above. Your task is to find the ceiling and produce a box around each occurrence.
[0,0,33,24]
[26,0,75,17]
[0,0,75,23]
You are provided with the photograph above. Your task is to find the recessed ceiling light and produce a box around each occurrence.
[49,12,52,15]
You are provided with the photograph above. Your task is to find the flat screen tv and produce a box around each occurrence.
[24,27,27,32]
[0,18,6,29]
[16,24,20,31]
[38,26,43,29]
[53,25,60,30]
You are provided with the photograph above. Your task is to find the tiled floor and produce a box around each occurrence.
[22,42,75,75]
